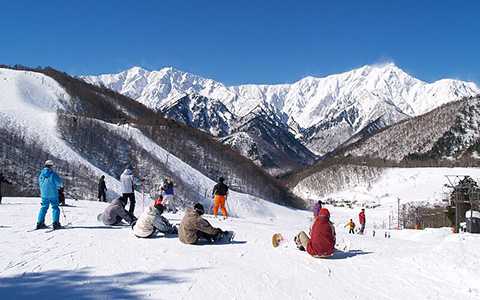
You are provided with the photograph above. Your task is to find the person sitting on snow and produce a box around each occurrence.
[295,208,336,257]
[100,196,136,226]
[179,203,228,244]
[345,218,356,234]
[132,197,178,238]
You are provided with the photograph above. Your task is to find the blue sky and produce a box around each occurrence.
[1,0,479,85]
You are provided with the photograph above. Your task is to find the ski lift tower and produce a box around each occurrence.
[444,175,480,233]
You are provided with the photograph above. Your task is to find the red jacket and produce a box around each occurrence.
[359,211,366,225]
[307,214,336,257]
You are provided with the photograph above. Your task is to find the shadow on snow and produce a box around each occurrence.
[328,249,373,259]
[0,267,203,300]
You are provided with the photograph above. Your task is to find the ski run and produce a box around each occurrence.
[1,197,479,300]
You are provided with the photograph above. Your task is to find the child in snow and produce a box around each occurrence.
[212,177,229,219]
[132,197,178,238]
[36,160,64,230]
[345,219,356,234]
[161,177,176,213]
[179,203,230,244]
[100,196,136,226]
[295,208,336,257]
[312,200,322,218]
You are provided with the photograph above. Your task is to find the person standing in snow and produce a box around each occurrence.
[99,196,136,226]
[36,160,63,230]
[358,208,366,234]
[0,172,12,204]
[212,177,229,219]
[345,218,356,234]
[295,208,336,257]
[120,167,136,215]
[98,175,107,202]
[313,200,323,218]
[58,187,66,206]
[179,203,228,244]
[161,177,176,213]
[132,197,178,238]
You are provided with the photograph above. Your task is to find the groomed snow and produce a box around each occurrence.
[1,198,479,300]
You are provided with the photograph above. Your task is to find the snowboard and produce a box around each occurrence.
[216,230,235,243]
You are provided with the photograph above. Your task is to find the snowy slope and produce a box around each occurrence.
[83,64,480,154]
[294,167,480,208]
[0,68,132,196]
[1,197,479,300]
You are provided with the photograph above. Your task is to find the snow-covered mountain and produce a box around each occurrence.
[221,105,317,175]
[83,63,480,155]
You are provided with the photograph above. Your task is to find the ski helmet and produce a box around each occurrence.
[45,160,54,167]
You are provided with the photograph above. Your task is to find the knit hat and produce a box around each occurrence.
[193,203,205,215]
[318,208,330,220]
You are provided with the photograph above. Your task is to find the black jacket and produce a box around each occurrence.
[98,178,107,192]
[212,182,229,196]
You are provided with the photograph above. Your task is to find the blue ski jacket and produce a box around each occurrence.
[38,167,63,199]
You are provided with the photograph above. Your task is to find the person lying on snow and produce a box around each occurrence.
[179,203,230,244]
[100,196,136,226]
[295,208,336,258]
[132,197,178,238]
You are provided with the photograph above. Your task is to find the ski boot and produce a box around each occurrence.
[52,221,62,230]
[36,222,48,230]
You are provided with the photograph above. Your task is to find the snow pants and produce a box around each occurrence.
[348,228,355,234]
[98,190,107,202]
[123,193,136,215]
[359,223,365,234]
[295,231,310,251]
[37,197,60,224]
[153,216,177,234]
[213,195,228,218]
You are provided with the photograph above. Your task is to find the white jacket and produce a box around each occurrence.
[133,205,157,238]
[120,169,134,194]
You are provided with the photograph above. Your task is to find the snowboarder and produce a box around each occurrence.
[295,208,336,258]
[58,187,66,206]
[179,203,232,244]
[36,160,64,230]
[212,177,229,219]
[98,175,107,202]
[345,218,356,234]
[359,208,366,234]
[313,200,323,218]
[99,196,136,226]
[0,172,12,204]
[120,167,136,215]
[161,177,176,213]
[132,197,178,238]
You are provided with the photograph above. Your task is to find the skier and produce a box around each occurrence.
[345,218,356,234]
[179,203,231,244]
[99,196,136,226]
[0,172,12,204]
[98,175,107,202]
[120,167,136,215]
[359,208,366,234]
[161,177,176,213]
[36,160,64,230]
[294,208,336,257]
[132,197,178,238]
[212,177,229,219]
[313,200,323,218]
